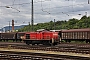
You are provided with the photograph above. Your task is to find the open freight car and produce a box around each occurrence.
[61,28,90,43]
[0,32,16,42]
[22,30,60,45]
[0,32,25,42]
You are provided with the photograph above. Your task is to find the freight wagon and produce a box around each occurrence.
[0,32,16,42]
[61,28,90,43]
[0,32,25,42]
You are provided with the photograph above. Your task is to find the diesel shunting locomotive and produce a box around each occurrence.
[22,29,60,45]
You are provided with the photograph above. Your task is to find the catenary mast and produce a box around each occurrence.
[31,0,34,31]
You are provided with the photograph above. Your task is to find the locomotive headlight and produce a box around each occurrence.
[20,36,25,40]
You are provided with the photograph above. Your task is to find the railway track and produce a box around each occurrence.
[0,42,90,60]
[0,51,90,60]
[0,42,90,54]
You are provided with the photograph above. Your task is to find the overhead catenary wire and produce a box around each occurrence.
[0,1,88,11]
[10,0,47,6]
[41,0,50,14]
[1,0,90,20]
[33,2,90,15]
[33,0,90,19]
[40,2,90,15]
[0,0,47,8]
[48,0,52,19]
[4,0,89,16]
[12,0,15,5]
[0,0,89,10]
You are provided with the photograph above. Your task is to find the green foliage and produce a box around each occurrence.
[18,15,90,32]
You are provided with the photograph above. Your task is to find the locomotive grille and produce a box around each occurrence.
[26,34,30,39]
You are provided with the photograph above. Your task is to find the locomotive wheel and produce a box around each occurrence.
[43,41,51,46]
[50,42,55,46]
[3,40,5,42]
[26,41,30,45]
[51,43,55,46]
[0,40,2,41]
[68,40,71,43]
[6,40,8,42]
[65,40,68,43]
[32,43,35,45]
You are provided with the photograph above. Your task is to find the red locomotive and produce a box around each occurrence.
[22,29,60,45]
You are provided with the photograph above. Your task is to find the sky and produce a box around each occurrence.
[0,0,90,28]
